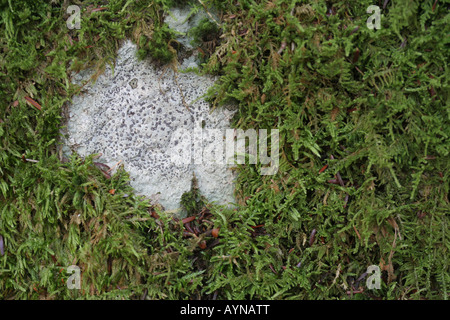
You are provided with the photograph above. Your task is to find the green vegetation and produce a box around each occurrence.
[189,16,221,60]
[0,0,448,300]
[180,174,207,217]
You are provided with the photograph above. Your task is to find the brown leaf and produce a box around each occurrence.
[328,179,339,185]
[182,216,196,224]
[319,164,328,173]
[335,172,345,187]
[93,162,110,171]
[150,210,159,219]
[199,240,207,249]
[417,211,427,219]
[211,228,219,238]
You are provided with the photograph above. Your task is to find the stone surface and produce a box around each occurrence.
[62,40,236,212]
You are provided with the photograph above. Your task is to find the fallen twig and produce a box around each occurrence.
[24,96,42,111]
[106,160,122,173]
[197,0,221,27]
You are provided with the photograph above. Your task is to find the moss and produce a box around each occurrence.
[137,24,177,64]
[200,0,449,300]
[189,17,221,61]
[180,173,207,216]
[190,17,220,45]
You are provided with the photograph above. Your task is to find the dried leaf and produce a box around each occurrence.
[182,216,196,224]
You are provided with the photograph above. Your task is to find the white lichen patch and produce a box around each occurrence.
[62,40,236,212]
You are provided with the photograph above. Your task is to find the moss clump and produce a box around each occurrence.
[137,24,177,64]
[189,17,221,60]
[190,17,220,45]
[180,174,207,216]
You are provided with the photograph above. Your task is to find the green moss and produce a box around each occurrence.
[137,24,177,63]
[180,173,207,216]
[189,17,220,45]
[199,0,449,300]
[189,17,221,61]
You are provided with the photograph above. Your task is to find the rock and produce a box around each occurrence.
[62,39,236,212]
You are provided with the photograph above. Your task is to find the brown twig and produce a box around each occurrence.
[319,164,328,173]
[335,171,345,187]
[106,160,122,173]
[197,0,221,27]
[432,0,438,11]
[343,193,349,208]
[24,96,42,111]
[269,264,278,274]
[353,226,361,240]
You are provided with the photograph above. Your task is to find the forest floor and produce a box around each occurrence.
[0,0,448,300]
